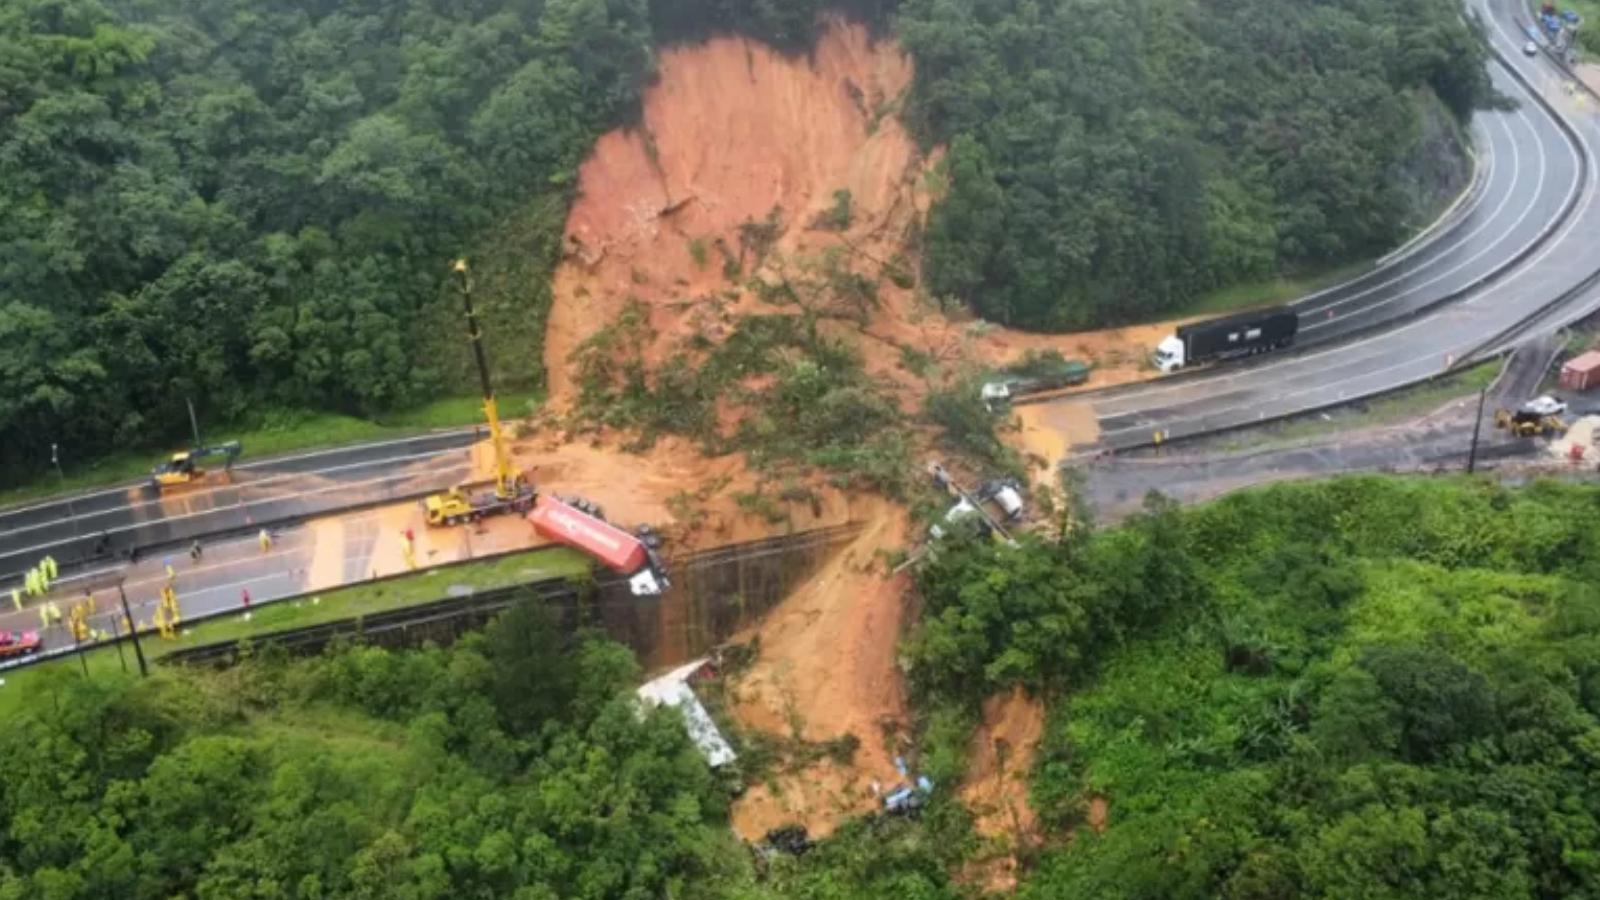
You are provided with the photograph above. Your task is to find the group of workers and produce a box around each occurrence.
[6,527,281,640]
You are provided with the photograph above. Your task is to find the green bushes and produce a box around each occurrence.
[906,493,1199,702]
[900,0,1494,329]
[571,309,914,496]
[0,595,733,898]
[976,477,1600,898]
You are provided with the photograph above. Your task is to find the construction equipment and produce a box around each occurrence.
[150,441,241,489]
[1495,405,1568,438]
[423,260,537,526]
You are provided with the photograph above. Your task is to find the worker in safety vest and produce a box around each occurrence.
[42,555,57,580]
[259,529,272,553]
[10,588,20,612]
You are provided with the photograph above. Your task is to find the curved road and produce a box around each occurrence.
[1031,0,1600,453]
[2,0,1595,592]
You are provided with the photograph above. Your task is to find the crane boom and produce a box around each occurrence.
[452,260,518,501]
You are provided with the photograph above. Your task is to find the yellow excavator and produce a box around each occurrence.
[1494,395,1568,439]
[423,260,536,526]
[150,441,241,490]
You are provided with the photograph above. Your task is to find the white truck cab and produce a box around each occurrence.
[1153,335,1186,373]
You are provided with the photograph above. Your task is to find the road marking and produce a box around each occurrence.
[1104,117,1598,440]
[0,461,463,581]
[1091,86,1582,417]
[1299,107,1534,322]
[1100,24,1600,441]
[0,446,464,545]
[0,429,475,522]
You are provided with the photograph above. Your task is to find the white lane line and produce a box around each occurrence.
[1298,109,1512,320]
[1104,108,1599,439]
[0,429,474,521]
[1373,127,1488,268]
[1091,51,1580,414]
[1300,105,1536,322]
[0,446,464,543]
[1093,106,1580,418]
[0,461,461,574]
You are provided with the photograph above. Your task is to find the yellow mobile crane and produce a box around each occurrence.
[423,260,536,526]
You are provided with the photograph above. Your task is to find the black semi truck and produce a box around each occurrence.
[1152,306,1298,372]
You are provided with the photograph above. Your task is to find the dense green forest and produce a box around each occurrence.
[910,477,1600,897]
[0,0,1491,480]
[8,476,1600,896]
[903,0,1494,328]
[0,594,966,898]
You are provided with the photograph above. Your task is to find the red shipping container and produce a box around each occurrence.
[527,495,647,573]
[1561,350,1600,392]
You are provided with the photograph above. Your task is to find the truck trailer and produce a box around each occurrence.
[1152,307,1298,373]
[526,495,669,596]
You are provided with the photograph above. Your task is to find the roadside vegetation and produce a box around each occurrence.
[0,390,541,508]
[904,0,1493,330]
[0,546,585,718]
[11,476,1599,897]
[1199,358,1503,453]
[904,476,1600,896]
[2,0,1494,488]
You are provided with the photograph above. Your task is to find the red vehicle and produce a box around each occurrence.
[526,495,668,595]
[0,630,42,660]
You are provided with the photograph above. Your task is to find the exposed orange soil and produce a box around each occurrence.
[542,19,1171,421]
[726,499,910,841]
[531,20,1184,842]
[959,687,1047,892]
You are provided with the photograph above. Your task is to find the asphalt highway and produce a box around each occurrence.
[1079,335,1564,520]
[0,500,559,662]
[1034,0,1600,454]
[0,430,481,586]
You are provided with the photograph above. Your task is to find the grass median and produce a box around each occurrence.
[0,543,587,717]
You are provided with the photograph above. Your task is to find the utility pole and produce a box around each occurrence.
[1467,385,1488,474]
[187,398,202,448]
[111,615,127,673]
[116,580,148,677]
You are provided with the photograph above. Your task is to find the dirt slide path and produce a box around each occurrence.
[541,19,1171,417]
[959,687,1046,891]
[726,499,910,840]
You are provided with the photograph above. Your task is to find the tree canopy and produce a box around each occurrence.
[907,477,1600,898]
[0,0,657,482]
[0,0,1493,480]
[900,0,1494,328]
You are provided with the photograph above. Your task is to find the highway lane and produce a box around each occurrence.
[0,500,556,662]
[0,430,482,585]
[1035,2,1600,453]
